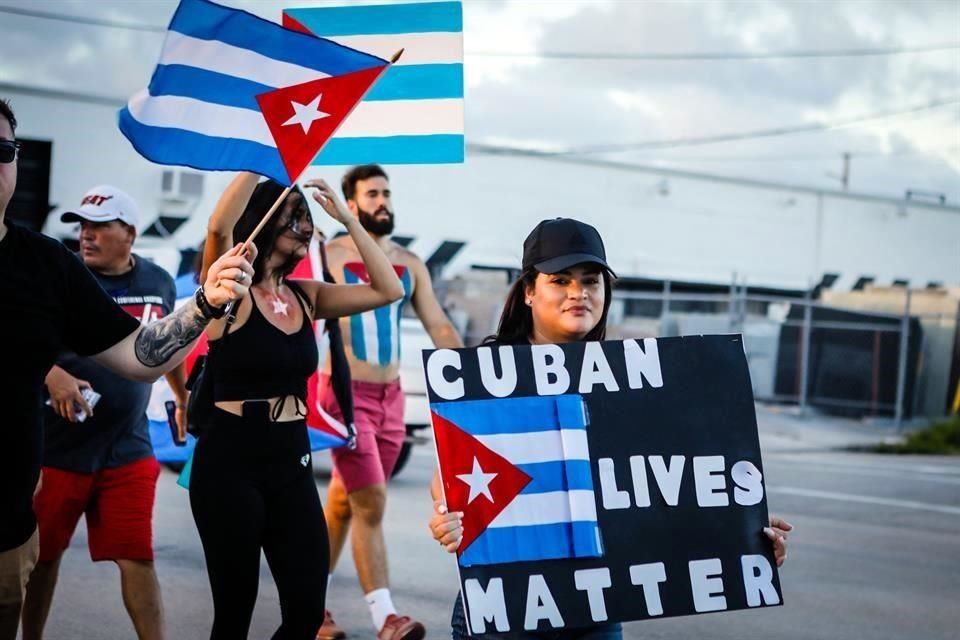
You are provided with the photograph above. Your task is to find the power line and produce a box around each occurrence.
[1,5,958,61]
[468,43,960,61]
[466,144,960,209]
[553,98,960,155]
[5,77,956,159]
[624,145,960,163]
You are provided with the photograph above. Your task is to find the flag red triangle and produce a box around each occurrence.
[281,13,313,35]
[344,262,407,283]
[257,65,387,184]
[432,411,532,555]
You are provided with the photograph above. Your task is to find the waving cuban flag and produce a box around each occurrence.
[119,0,390,184]
[432,395,604,567]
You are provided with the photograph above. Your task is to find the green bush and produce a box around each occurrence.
[873,416,960,454]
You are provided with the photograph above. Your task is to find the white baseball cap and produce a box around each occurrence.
[61,185,140,228]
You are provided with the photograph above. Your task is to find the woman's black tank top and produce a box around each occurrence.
[210,281,318,402]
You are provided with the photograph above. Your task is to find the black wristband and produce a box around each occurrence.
[195,286,227,320]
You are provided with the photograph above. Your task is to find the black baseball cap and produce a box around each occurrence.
[522,217,615,276]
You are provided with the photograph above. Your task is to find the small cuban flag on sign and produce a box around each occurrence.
[431,395,604,567]
[283,1,465,165]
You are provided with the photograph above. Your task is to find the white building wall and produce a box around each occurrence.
[6,87,959,289]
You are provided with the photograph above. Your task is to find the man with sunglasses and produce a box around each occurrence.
[20,186,187,640]
[0,98,255,640]
[0,140,19,165]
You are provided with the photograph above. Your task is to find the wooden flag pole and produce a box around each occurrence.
[240,48,405,255]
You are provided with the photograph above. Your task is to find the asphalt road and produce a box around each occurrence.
[30,422,960,639]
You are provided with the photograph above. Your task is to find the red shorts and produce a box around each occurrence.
[320,375,406,492]
[33,457,160,563]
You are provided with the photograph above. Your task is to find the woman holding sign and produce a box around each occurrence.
[428,217,792,639]
[190,173,403,639]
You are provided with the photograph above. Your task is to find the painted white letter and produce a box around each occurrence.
[574,568,612,622]
[689,559,727,612]
[531,344,570,396]
[524,575,564,630]
[693,456,729,507]
[623,338,664,389]
[741,555,780,607]
[464,578,509,632]
[629,455,651,507]
[426,349,464,400]
[732,460,764,506]
[629,562,667,616]
[598,458,630,510]
[649,455,686,506]
[579,342,619,393]
[477,345,518,398]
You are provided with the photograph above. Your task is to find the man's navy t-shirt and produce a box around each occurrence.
[43,255,176,473]
[0,222,138,551]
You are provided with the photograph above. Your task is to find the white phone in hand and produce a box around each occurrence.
[45,387,101,422]
[75,388,101,423]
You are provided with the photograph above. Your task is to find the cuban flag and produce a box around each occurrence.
[283,1,464,165]
[342,262,413,367]
[119,0,390,184]
[431,395,604,567]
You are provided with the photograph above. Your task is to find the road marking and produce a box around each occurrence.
[765,453,960,476]
[764,460,960,485]
[769,486,960,516]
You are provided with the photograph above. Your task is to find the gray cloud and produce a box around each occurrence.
[1,0,957,200]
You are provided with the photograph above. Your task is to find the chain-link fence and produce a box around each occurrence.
[610,286,959,427]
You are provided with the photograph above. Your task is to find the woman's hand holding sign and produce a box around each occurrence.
[430,500,464,553]
[764,515,793,567]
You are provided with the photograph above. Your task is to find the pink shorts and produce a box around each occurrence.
[320,375,406,492]
[33,458,160,563]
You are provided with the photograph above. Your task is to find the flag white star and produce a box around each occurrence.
[282,93,330,134]
[271,297,289,316]
[456,457,498,504]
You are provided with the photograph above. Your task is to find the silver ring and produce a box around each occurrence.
[237,271,246,283]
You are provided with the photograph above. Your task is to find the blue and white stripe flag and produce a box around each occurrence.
[432,395,604,567]
[283,1,465,164]
[118,0,389,183]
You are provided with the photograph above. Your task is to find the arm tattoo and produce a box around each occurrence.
[134,297,210,367]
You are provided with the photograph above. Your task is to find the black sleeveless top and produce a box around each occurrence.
[210,281,318,402]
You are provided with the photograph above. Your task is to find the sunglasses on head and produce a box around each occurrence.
[0,140,21,164]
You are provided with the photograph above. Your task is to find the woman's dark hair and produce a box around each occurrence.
[485,266,615,345]
[232,179,306,285]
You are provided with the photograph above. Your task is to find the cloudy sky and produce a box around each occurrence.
[1,0,958,200]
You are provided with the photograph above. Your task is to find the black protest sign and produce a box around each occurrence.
[424,335,782,633]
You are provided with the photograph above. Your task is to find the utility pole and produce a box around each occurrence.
[825,152,851,190]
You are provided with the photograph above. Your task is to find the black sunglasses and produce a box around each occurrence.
[0,140,21,164]
[282,203,313,235]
